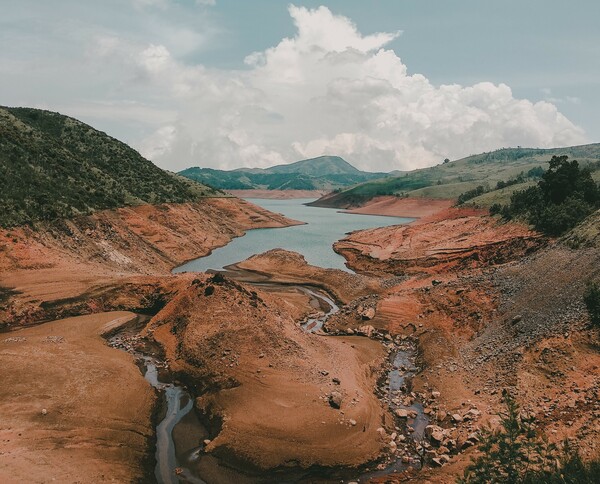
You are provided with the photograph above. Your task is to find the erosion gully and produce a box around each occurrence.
[108,282,428,483]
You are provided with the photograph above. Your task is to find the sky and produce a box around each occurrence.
[1,0,599,172]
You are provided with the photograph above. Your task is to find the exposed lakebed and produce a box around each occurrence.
[113,199,426,483]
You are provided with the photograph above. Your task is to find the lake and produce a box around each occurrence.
[173,198,413,273]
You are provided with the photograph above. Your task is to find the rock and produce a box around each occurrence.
[357,325,376,337]
[41,408,47,416]
[466,432,480,443]
[452,413,463,423]
[425,425,445,444]
[359,307,376,320]
[376,427,387,438]
[332,377,341,385]
[320,370,329,376]
[346,328,355,335]
[436,410,447,421]
[432,279,442,286]
[203,439,211,446]
[389,441,397,453]
[329,391,343,409]
[511,315,523,325]
[349,419,357,426]
[431,391,441,398]
[395,408,408,418]
[431,457,445,467]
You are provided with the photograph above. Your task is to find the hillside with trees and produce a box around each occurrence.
[310,144,600,209]
[179,155,387,191]
[0,107,218,228]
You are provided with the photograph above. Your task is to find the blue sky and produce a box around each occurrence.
[1,1,598,171]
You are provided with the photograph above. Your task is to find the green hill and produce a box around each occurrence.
[0,107,218,228]
[310,144,600,208]
[179,155,387,191]
[262,155,362,176]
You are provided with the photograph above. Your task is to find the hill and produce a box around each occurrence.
[179,155,386,191]
[0,107,218,227]
[310,144,600,208]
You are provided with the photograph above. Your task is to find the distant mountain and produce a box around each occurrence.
[0,107,217,228]
[179,155,387,191]
[310,144,600,208]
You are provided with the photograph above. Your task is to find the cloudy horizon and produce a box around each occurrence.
[2,1,598,172]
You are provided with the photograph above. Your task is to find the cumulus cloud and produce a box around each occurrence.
[92,5,588,171]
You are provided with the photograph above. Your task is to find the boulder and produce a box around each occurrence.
[329,391,343,409]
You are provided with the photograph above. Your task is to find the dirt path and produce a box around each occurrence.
[0,312,154,483]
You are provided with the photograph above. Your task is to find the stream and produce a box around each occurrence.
[109,295,428,483]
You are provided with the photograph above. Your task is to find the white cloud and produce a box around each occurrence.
[85,5,589,171]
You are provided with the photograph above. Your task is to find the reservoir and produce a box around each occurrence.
[174,198,413,273]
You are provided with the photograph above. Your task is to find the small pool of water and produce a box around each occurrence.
[174,198,413,273]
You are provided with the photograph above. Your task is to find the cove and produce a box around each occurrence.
[174,198,413,273]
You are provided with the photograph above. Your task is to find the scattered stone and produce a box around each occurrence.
[452,413,463,423]
[349,419,357,426]
[431,391,441,398]
[203,439,211,446]
[431,279,442,286]
[41,408,47,416]
[320,370,329,376]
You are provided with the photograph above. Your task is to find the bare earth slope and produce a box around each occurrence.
[0,197,298,326]
[0,312,154,483]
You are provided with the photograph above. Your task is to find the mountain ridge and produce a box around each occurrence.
[179,155,387,191]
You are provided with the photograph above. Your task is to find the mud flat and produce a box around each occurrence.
[0,312,154,483]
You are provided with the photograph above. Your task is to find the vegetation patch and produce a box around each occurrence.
[496,156,600,236]
[0,107,218,228]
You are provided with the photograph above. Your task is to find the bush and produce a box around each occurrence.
[459,390,600,483]
[584,282,600,327]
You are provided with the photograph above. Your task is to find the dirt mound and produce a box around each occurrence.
[229,248,384,304]
[148,274,388,472]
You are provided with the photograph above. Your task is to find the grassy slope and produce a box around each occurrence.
[311,144,600,208]
[0,107,218,227]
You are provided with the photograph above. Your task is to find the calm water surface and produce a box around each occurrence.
[174,198,413,273]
